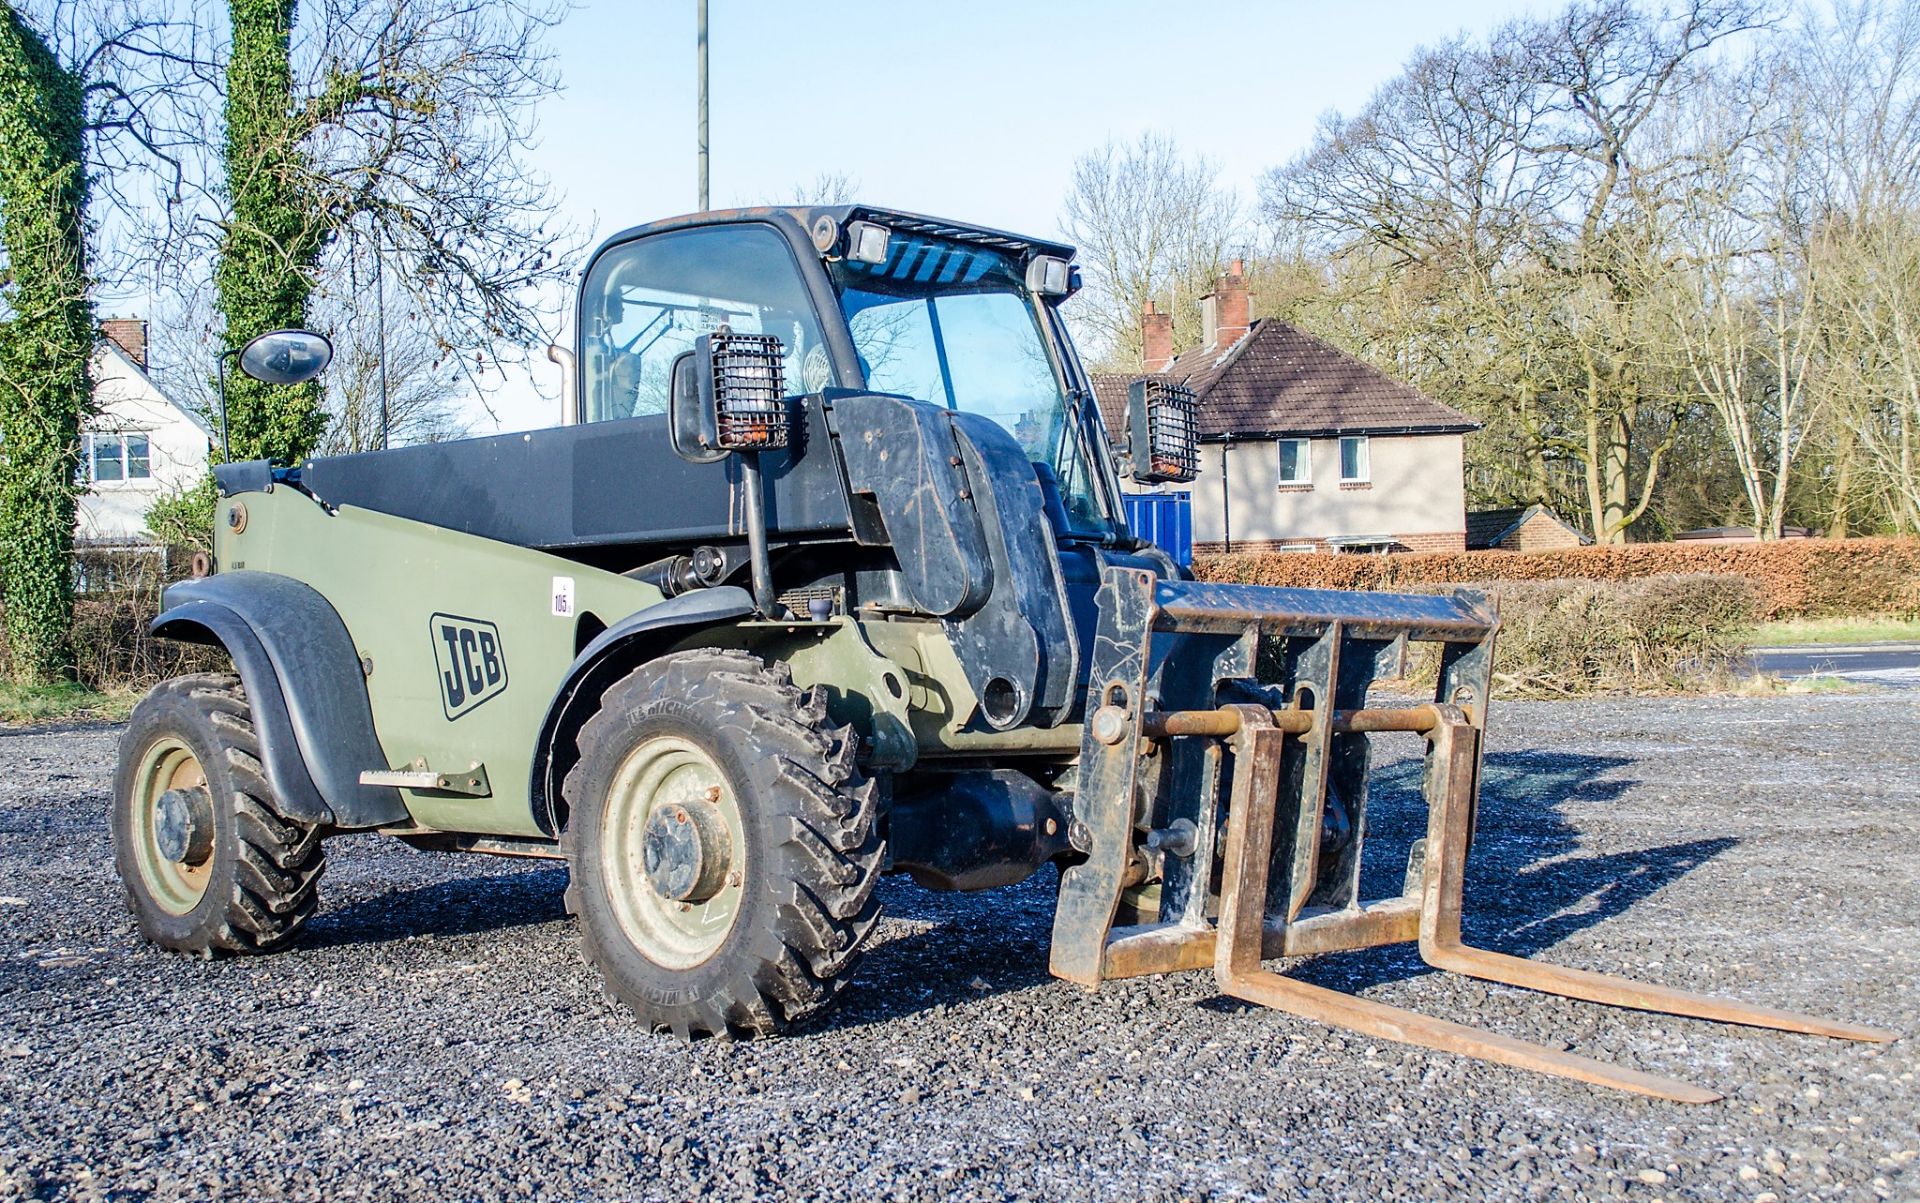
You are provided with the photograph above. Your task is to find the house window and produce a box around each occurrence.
[1277,438,1310,485]
[83,432,151,484]
[1339,435,1370,483]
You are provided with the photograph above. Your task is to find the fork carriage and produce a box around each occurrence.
[1050,569,1894,1103]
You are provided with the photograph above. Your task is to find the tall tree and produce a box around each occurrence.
[1060,132,1240,369]
[213,0,574,464]
[216,0,324,464]
[0,1,90,682]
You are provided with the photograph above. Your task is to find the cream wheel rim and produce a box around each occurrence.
[600,734,747,969]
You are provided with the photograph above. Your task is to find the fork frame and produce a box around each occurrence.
[1049,568,1897,1103]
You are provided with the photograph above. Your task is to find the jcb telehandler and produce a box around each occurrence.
[113,206,1894,1102]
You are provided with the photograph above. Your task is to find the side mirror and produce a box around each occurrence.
[237,329,333,386]
[669,327,790,464]
[1125,378,1199,485]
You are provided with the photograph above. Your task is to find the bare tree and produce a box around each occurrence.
[309,240,469,454]
[775,171,860,206]
[1059,132,1240,369]
[172,0,581,464]
[1791,1,1920,533]
[1257,0,1767,543]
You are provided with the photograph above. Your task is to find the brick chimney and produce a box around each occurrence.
[1199,259,1250,353]
[1141,300,1174,372]
[101,318,148,370]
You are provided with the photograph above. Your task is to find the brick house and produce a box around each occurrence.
[1094,263,1479,554]
[1466,504,1590,552]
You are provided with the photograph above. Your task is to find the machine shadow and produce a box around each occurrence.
[1281,746,1738,995]
[297,746,1735,1027]
[299,860,571,950]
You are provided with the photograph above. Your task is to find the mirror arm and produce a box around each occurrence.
[215,347,240,463]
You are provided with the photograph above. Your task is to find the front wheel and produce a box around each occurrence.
[111,674,325,956]
[563,650,883,1038]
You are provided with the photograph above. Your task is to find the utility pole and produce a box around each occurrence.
[696,0,709,211]
[375,235,390,449]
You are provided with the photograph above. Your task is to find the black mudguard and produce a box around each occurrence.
[151,572,407,828]
[529,586,758,835]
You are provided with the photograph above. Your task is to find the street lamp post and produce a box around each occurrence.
[697,0,708,211]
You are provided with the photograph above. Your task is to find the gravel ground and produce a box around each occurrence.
[1,693,1915,1202]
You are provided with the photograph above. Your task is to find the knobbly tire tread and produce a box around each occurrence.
[563,649,884,1039]
[111,673,325,957]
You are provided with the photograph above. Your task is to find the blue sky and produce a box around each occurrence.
[540,1,1546,240]
[475,1,1546,430]
[126,1,1551,431]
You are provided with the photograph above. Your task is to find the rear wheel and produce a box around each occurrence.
[111,674,325,956]
[564,650,883,1037]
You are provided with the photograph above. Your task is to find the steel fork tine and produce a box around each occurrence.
[1215,711,1722,1104]
[1418,715,1899,1045]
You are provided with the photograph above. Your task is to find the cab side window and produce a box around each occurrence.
[580,224,832,423]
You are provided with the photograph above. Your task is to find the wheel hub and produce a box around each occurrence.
[601,733,749,970]
[641,795,733,903]
[153,786,213,865]
[130,735,215,915]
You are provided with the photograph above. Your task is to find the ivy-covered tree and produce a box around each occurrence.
[215,0,327,463]
[213,0,573,466]
[0,1,91,683]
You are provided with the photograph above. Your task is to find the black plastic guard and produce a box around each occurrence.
[152,573,407,828]
[829,393,993,618]
[943,412,1080,729]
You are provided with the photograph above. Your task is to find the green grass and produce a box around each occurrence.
[1748,615,1920,646]
[0,680,137,726]
[1728,672,1874,697]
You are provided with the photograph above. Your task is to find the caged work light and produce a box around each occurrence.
[1125,378,1200,484]
[703,328,790,452]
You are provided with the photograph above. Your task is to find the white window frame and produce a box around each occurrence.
[1276,438,1311,486]
[82,431,153,486]
[1338,435,1371,484]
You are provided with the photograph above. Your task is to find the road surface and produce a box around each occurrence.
[1746,641,1920,690]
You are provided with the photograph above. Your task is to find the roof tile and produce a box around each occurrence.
[1091,318,1478,442]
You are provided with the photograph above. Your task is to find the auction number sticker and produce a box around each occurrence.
[552,576,575,618]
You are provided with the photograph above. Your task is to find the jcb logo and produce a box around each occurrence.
[430,613,508,720]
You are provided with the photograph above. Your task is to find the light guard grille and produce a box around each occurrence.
[709,331,789,450]
[1137,379,1198,483]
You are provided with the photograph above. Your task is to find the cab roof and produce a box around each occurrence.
[593,204,1078,266]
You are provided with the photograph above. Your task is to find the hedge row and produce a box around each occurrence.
[0,547,223,690]
[1195,537,1920,620]
[1453,574,1760,696]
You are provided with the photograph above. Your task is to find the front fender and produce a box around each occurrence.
[529,586,756,834]
[152,572,407,828]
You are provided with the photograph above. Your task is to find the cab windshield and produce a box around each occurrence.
[828,233,1113,535]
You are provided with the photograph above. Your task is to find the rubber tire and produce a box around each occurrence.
[111,673,325,956]
[563,649,883,1038]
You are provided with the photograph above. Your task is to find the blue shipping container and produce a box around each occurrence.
[1122,491,1193,566]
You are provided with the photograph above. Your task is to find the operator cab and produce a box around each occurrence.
[576,204,1131,543]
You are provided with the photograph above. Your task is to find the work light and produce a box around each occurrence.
[1026,255,1073,297]
[706,329,790,451]
[1126,378,1199,484]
